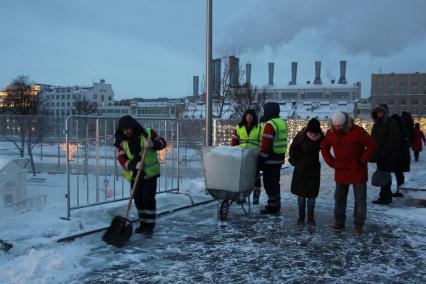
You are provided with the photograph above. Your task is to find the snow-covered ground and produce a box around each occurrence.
[1,150,426,283]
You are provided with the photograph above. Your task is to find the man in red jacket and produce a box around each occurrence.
[321,112,376,236]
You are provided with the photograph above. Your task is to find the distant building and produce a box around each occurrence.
[189,60,362,119]
[371,72,426,116]
[40,79,115,116]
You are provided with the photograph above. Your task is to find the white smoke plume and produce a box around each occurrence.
[219,0,426,57]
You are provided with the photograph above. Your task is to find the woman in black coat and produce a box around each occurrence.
[370,104,401,204]
[390,114,411,197]
[289,118,323,227]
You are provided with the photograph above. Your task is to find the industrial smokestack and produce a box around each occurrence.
[193,76,199,97]
[313,61,322,85]
[338,60,347,84]
[290,62,297,85]
[213,58,221,94]
[268,62,274,85]
[229,56,240,87]
[246,63,251,85]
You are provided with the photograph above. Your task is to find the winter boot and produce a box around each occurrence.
[253,187,261,205]
[392,189,404,198]
[331,223,345,232]
[307,213,316,228]
[372,199,392,205]
[353,224,363,236]
[260,205,280,214]
[135,224,155,235]
[297,217,304,227]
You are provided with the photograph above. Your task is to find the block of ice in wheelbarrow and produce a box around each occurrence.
[203,146,258,193]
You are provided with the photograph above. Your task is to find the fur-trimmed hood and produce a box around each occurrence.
[371,104,389,122]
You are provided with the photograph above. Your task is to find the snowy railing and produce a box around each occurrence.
[64,116,180,219]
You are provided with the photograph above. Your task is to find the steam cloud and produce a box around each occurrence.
[219,0,426,57]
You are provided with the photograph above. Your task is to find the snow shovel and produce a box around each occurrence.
[102,148,147,248]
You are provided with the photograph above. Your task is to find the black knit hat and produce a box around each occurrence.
[306,118,321,133]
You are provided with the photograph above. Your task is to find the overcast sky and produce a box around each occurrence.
[1,0,426,99]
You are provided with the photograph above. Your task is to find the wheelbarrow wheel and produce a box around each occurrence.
[218,200,229,220]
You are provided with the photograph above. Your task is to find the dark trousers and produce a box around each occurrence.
[254,170,261,188]
[379,183,392,201]
[132,176,157,228]
[414,151,420,162]
[262,164,282,209]
[394,171,405,187]
[298,197,315,221]
[335,183,367,225]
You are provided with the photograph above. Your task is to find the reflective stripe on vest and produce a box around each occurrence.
[236,125,261,149]
[268,118,288,154]
[121,128,160,182]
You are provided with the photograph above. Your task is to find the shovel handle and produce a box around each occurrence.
[124,147,147,219]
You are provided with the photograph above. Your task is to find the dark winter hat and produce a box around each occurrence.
[306,118,321,133]
[260,102,280,123]
[114,115,147,147]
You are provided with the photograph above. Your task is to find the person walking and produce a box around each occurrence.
[231,109,262,204]
[390,114,411,197]
[289,118,323,228]
[370,105,401,205]
[321,112,376,236]
[259,102,287,214]
[412,123,426,162]
[401,111,415,146]
[114,115,166,235]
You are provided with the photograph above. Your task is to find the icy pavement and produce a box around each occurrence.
[76,196,426,282]
[2,152,426,283]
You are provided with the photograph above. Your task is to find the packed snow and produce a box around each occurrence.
[203,146,258,193]
[0,146,426,283]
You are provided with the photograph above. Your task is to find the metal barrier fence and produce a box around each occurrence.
[64,116,179,219]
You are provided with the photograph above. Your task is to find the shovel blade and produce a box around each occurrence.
[102,216,133,248]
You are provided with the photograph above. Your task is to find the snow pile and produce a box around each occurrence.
[0,243,95,283]
[203,146,258,193]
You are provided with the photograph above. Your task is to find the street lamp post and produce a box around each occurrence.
[205,0,213,146]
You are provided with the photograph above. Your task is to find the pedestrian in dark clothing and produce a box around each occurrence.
[114,115,166,235]
[370,104,401,205]
[289,118,323,228]
[412,123,426,162]
[401,111,415,145]
[390,114,411,197]
[321,112,376,236]
[231,109,262,204]
[259,102,287,214]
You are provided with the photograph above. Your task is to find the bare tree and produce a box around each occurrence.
[3,76,42,175]
[230,84,267,119]
[74,97,97,115]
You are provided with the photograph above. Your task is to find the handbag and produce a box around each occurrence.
[371,170,391,187]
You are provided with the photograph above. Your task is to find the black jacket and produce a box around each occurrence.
[390,114,411,172]
[289,128,323,198]
[371,105,401,172]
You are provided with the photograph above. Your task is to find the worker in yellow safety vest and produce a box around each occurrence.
[231,109,262,204]
[114,115,166,235]
[259,102,288,214]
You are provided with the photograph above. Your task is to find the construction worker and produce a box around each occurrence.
[114,115,166,235]
[231,109,262,204]
[259,102,287,214]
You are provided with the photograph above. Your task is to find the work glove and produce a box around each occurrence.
[136,161,143,170]
[144,140,152,149]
